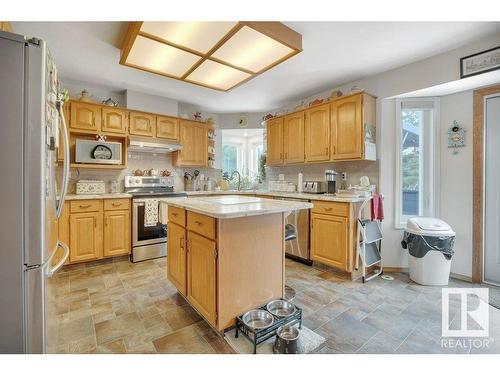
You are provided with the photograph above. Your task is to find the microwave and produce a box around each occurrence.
[75,139,122,165]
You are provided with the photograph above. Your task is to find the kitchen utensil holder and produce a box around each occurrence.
[234,298,302,354]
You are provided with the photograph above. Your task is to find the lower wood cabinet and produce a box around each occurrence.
[59,199,130,264]
[167,222,187,295]
[187,231,217,325]
[103,209,130,257]
[310,213,348,271]
[70,211,103,263]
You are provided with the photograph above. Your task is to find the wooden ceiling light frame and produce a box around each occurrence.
[120,21,302,91]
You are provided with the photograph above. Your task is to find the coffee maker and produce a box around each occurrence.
[325,169,337,194]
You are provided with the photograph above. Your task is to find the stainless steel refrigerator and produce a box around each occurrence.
[0,30,70,353]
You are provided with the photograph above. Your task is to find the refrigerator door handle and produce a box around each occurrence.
[56,100,69,218]
[46,241,69,277]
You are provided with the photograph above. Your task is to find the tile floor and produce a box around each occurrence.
[46,256,500,354]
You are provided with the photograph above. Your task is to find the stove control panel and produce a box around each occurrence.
[124,175,174,188]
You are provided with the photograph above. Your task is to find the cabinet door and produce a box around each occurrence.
[70,212,102,263]
[167,222,187,295]
[103,209,130,257]
[177,121,207,166]
[284,112,305,164]
[310,213,348,271]
[70,102,101,132]
[331,94,363,160]
[187,231,217,324]
[305,103,330,162]
[129,112,155,137]
[156,116,179,140]
[266,117,284,165]
[102,107,128,134]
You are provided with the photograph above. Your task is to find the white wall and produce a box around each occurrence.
[440,90,474,277]
[266,31,500,275]
[125,89,178,116]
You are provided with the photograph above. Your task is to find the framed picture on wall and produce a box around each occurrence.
[460,46,500,78]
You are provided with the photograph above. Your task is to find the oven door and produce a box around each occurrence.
[132,200,167,247]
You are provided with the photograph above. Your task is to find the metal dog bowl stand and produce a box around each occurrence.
[235,298,302,354]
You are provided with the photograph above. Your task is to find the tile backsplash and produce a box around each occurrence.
[57,152,222,193]
[265,161,379,191]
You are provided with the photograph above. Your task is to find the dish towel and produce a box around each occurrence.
[159,201,169,225]
[371,193,384,221]
[144,199,159,227]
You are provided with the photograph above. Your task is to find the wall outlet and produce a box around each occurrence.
[341,172,347,180]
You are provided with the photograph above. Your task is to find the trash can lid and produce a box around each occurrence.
[405,217,455,236]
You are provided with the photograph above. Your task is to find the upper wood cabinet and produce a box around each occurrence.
[331,94,362,160]
[102,107,128,135]
[266,92,376,165]
[70,102,101,132]
[156,116,179,140]
[175,120,207,167]
[283,112,305,164]
[103,209,130,258]
[129,111,156,137]
[187,231,217,325]
[310,213,348,271]
[266,117,284,165]
[305,103,330,162]
[167,222,187,295]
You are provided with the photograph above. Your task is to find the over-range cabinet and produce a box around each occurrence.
[0,30,70,353]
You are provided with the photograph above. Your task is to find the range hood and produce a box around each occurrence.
[128,136,182,154]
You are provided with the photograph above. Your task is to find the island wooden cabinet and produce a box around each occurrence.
[187,231,217,325]
[103,209,130,257]
[129,111,156,137]
[283,112,305,164]
[70,102,101,132]
[101,107,128,135]
[156,115,179,140]
[59,198,131,264]
[305,103,330,162]
[174,120,208,167]
[167,222,187,295]
[266,117,284,165]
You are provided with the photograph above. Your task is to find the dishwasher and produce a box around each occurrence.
[274,197,311,265]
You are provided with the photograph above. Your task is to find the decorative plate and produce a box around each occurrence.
[92,144,112,160]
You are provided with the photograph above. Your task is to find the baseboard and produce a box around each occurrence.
[383,267,408,273]
[450,272,473,283]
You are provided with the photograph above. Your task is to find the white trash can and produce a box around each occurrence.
[401,217,455,286]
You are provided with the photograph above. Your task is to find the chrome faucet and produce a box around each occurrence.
[230,170,241,191]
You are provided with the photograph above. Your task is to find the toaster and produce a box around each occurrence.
[302,181,326,194]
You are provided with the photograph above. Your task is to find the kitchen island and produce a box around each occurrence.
[161,195,312,331]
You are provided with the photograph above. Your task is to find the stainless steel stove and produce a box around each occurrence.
[124,176,187,262]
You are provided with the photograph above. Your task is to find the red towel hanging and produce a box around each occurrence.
[371,193,384,221]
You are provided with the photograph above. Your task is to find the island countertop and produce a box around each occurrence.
[161,195,313,219]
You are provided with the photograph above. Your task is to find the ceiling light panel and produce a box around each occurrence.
[211,26,295,73]
[126,36,200,77]
[186,60,251,90]
[140,21,238,54]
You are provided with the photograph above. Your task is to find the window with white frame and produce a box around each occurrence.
[395,98,440,228]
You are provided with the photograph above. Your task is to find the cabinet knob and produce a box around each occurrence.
[112,202,121,207]
[194,220,202,226]
[180,236,184,249]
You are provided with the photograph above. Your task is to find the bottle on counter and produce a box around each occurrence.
[297,173,304,192]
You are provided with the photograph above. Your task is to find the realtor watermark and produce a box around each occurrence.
[440,288,492,349]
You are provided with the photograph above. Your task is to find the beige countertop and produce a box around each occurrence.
[64,193,133,200]
[161,195,313,219]
[62,190,367,203]
[185,190,367,203]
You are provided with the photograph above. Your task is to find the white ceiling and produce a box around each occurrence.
[11,21,500,113]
